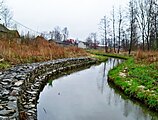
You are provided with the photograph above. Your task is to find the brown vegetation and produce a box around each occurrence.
[0,36,87,65]
[135,50,158,63]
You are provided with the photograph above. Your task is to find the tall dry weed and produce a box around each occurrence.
[0,37,87,64]
[135,50,158,63]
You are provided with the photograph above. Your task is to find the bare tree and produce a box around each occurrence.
[0,0,3,12]
[145,0,155,51]
[112,6,116,53]
[1,6,13,27]
[54,26,62,41]
[91,32,97,49]
[100,15,109,52]
[129,0,138,54]
[62,27,69,41]
[154,2,158,50]
[122,30,129,51]
[86,36,93,48]
[155,2,158,49]
[118,6,123,53]
[136,0,147,50]
[134,0,158,50]
[49,31,55,40]
[149,0,158,50]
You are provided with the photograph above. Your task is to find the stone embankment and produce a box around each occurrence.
[0,57,96,120]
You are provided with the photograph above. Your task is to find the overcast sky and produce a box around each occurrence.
[5,0,128,40]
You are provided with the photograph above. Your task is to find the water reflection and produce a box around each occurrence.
[96,58,122,94]
[37,58,158,120]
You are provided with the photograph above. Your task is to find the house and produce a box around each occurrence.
[49,38,78,47]
[0,24,20,39]
[63,39,77,45]
[78,41,87,49]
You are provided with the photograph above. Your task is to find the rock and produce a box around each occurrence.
[138,85,145,90]
[123,67,128,73]
[22,102,27,105]
[0,58,4,62]
[14,80,23,86]
[29,99,34,102]
[0,116,9,119]
[0,84,2,89]
[8,96,17,101]
[0,105,3,110]
[10,90,18,96]
[11,79,18,85]
[0,104,7,107]
[29,104,35,108]
[28,110,34,114]
[34,83,39,87]
[2,79,12,83]
[24,105,29,109]
[27,112,31,116]
[11,87,20,91]
[1,82,9,86]
[26,91,36,94]
[0,109,15,116]
[3,89,9,95]
[7,101,17,110]
[119,72,127,77]
[15,75,25,80]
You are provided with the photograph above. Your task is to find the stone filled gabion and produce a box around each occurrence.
[0,57,96,120]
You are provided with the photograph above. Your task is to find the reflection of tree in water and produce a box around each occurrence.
[107,89,155,120]
[103,58,157,120]
[96,63,107,94]
[100,62,106,93]
[96,58,121,93]
[123,100,131,117]
[96,58,116,94]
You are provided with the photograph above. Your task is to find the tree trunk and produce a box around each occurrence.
[129,23,133,55]
[142,31,145,51]
[112,6,116,53]
[147,21,150,51]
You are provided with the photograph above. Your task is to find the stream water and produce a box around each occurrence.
[37,58,158,120]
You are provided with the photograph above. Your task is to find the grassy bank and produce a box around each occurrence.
[108,51,158,111]
[0,37,87,70]
[90,54,108,62]
[87,49,129,60]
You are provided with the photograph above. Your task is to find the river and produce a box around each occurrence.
[37,58,158,120]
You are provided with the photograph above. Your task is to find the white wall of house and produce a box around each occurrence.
[78,42,87,49]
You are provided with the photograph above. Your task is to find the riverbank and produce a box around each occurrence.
[108,51,158,111]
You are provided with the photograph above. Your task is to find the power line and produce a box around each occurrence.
[11,19,42,35]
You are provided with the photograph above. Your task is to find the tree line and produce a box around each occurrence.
[87,0,158,54]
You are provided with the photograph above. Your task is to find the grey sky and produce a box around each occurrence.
[6,0,128,40]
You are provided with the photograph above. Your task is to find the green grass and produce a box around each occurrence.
[0,62,11,70]
[108,58,158,111]
[87,49,129,60]
[92,54,108,62]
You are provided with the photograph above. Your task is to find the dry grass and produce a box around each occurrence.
[0,36,87,65]
[135,50,158,63]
